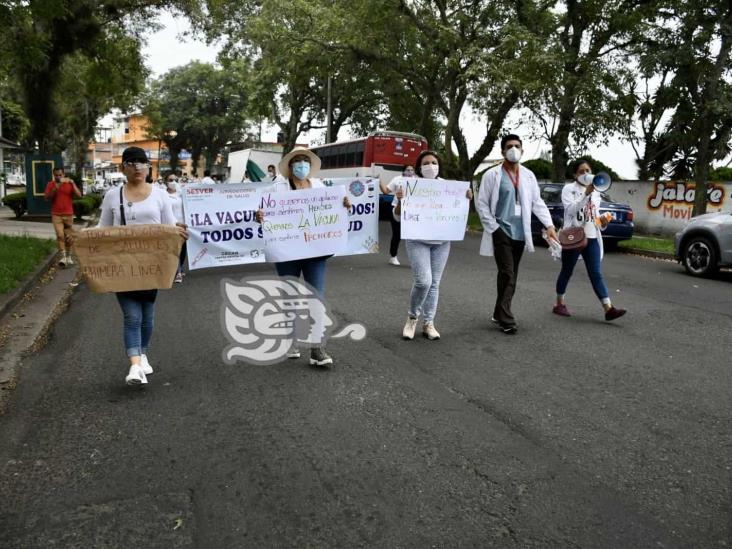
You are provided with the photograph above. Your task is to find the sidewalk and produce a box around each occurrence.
[0,206,89,239]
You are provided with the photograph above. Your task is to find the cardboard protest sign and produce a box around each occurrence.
[260,186,349,262]
[73,224,182,293]
[181,183,269,270]
[322,177,379,255]
[399,178,470,241]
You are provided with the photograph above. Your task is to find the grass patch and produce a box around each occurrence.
[468,211,483,231]
[618,235,675,254]
[0,235,56,295]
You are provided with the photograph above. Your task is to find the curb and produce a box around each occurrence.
[0,251,58,323]
[616,247,676,261]
[0,211,98,325]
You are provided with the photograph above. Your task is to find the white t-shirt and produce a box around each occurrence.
[201,176,216,185]
[271,178,325,193]
[99,185,176,227]
[167,192,185,225]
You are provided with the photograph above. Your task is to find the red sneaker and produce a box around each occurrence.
[552,304,571,317]
[605,307,627,321]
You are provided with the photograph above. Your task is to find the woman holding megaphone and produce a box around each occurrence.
[552,159,626,321]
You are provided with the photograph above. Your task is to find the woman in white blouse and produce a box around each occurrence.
[98,147,188,386]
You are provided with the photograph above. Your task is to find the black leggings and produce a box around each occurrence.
[389,217,401,257]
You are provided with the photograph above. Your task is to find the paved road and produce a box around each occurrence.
[0,206,87,239]
[1,224,731,548]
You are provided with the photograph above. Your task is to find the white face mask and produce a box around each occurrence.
[420,163,439,179]
[578,173,594,186]
[505,146,522,163]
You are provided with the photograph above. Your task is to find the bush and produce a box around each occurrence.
[708,166,732,182]
[72,195,97,220]
[523,158,553,180]
[2,191,27,218]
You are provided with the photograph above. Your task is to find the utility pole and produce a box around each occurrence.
[326,76,332,144]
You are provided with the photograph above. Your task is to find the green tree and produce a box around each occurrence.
[0,0,196,151]
[143,61,250,172]
[565,155,621,181]
[523,158,553,180]
[526,0,658,182]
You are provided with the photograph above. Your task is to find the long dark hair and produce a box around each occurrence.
[415,150,441,178]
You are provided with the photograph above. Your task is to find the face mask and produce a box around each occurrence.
[291,161,310,180]
[578,173,594,186]
[420,163,439,179]
[505,147,522,163]
[54,176,62,183]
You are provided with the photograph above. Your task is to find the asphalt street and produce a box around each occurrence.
[1,222,731,548]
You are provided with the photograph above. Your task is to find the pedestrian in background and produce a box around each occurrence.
[395,151,472,341]
[98,146,188,386]
[255,147,351,367]
[476,134,557,335]
[166,174,187,283]
[44,166,81,267]
[380,164,415,266]
[201,170,215,185]
[553,159,626,321]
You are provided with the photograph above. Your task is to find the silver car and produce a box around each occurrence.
[674,212,732,276]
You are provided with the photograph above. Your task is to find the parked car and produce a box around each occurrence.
[674,211,732,276]
[531,183,634,247]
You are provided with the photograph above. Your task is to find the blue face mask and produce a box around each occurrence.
[291,161,310,180]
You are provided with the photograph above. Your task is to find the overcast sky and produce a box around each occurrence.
[141,12,639,179]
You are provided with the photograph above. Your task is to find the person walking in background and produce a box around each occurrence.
[98,146,188,386]
[201,170,215,185]
[553,159,626,321]
[380,165,415,266]
[476,134,557,335]
[44,166,81,267]
[166,174,187,283]
[394,152,472,341]
[255,147,351,367]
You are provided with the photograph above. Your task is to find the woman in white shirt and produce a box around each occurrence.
[98,147,188,386]
[394,150,472,340]
[165,175,186,283]
[553,159,626,321]
[255,147,351,367]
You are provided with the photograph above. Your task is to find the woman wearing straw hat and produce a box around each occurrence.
[256,147,351,367]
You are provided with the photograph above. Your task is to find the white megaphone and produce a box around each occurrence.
[592,172,612,192]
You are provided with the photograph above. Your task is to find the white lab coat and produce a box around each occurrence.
[475,164,553,256]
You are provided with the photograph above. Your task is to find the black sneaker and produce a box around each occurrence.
[310,347,333,367]
[501,325,517,335]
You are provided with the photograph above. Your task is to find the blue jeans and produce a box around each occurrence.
[556,238,609,302]
[405,240,451,323]
[115,290,157,357]
[275,256,328,296]
[178,242,187,275]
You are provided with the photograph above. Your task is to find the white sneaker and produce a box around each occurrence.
[388,256,400,266]
[65,254,74,266]
[286,346,301,359]
[174,273,183,283]
[58,252,67,267]
[140,354,153,375]
[125,364,148,386]
[422,322,441,340]
[402,316,418,340]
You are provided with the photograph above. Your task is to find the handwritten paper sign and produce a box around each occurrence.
[399,178,470,241]
[181,183,269,270]
[323,177,379,255]
[261,186,349,262]
[73,225,182,293]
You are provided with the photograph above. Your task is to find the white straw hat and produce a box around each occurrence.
[278,147,321,178]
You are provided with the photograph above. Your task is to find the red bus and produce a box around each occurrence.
[310,130,428,183]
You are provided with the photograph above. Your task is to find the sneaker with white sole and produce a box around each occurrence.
[422,322,440,340]
[125,364,148,386]
[58,252,67,267]
[140,354,153,375]
[65,254,75,266]
[388,256,400,266]
[310,347,333,367]
[174,273,183,283]
[286,346,301,359]
[402,316,418,340]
